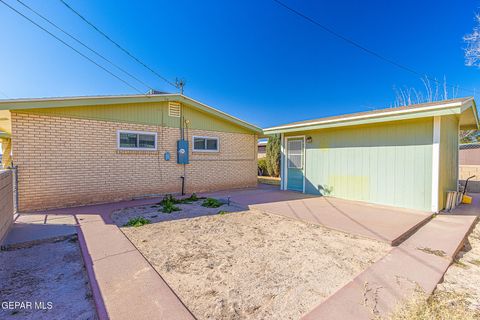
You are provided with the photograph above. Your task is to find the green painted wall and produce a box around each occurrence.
[286,118,434,211]
[438,115,459,209]
[15,101,253,134]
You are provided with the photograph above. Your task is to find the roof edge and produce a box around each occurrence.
[264,98,472,133]
[0,93,262,134]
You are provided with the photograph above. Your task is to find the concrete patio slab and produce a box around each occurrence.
[302,197,479,320]
[1,214,77,248]
[208,185,432,245]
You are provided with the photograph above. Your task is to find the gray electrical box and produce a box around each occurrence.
[177,140,189,164]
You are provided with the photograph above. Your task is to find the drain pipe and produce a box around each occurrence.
[180,176,185,196]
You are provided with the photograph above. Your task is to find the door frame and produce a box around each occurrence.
[284,135,306,193]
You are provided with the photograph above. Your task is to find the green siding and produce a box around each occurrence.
[286,118,433,211]
[15,101,253,134]
[438,115,459,209]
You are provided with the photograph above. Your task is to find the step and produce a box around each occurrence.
[302,214,478,320]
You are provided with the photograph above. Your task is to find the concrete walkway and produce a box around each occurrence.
[1,213,77,248]
[5,198,195,320]
[302,199,479,320]
[209,184,433,245]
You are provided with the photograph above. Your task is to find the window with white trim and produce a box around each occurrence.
[192,136,219,152]
[118,130,157,150]
[287,139,304,169]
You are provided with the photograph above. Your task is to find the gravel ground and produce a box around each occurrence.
[112,198,244,226]
[436,222,480,310]
[0,237,97,320]
[120,209,389,320]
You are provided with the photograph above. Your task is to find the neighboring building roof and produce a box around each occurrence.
[264,97,478,134]
[0,93,262,134]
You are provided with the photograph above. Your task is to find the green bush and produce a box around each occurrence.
[266,135,281,177]
[159,194,181,213]
[124,217,151,227]
[202,198,223,208]
[182,193,205,203]
[258,158,268,176]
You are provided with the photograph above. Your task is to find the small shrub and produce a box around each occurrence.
[124,217,151,227]
[159,194,180,205]
[258,158,268,176]
[180,193,206,204]
[218,210,231,215]
[158,194,182,213]
[162,201,181,213]
[202,198,223,208]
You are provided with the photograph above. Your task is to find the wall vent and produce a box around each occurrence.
[168,102,181,117]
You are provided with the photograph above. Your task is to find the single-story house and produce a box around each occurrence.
[0,93,261,211]
[264,97,479,212]
[258,140,267,159]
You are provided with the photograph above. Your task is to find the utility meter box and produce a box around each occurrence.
[177,140,189,164]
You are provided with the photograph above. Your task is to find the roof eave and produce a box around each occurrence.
[0,94,262,134]
[264,100,469,134]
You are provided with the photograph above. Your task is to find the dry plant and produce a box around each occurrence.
[389,290,480,320]
[392,76,458,108]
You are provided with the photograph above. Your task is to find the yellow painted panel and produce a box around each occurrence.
[287,118,433,211]
[14,101,252,134]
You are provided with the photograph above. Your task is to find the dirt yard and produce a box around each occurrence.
[390,222,480,320]
[437,222,480,310]
[0,237,97,320]
[119,208,389,320]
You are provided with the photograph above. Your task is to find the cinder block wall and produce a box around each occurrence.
[459,165,480,193]
[11,112,258,211]
[0,170,13,241]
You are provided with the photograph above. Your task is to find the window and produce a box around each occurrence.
[192,136,219,152]
[118,130,157,150]
[287,139,304,169]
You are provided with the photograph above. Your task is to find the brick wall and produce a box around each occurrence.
[11,112,258,211]
[0,170,13,241]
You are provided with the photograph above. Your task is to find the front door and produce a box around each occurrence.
[286,137,304,192]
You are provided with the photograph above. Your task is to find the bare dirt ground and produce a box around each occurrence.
[390,222,480,320]
[112,198,244,226]
[119,209,389,320]
[436,222,480,310]
[0,237,97,320]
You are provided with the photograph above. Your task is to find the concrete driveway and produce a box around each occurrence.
[208,184,432,245]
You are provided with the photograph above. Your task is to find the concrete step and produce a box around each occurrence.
[302,214,478,320]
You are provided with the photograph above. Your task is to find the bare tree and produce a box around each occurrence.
[464,14,480,67]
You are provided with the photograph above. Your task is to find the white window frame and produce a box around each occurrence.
[117,130,158,151]
[192,136,219,152]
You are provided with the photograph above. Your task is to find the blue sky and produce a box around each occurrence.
[0,0,479,128]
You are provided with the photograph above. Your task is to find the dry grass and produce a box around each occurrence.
[390,290,480,320]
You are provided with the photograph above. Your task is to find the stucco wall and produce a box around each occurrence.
[0,170,13,241]
[285,118,434,211]
[11,112,257,211]
[459,165,480,193]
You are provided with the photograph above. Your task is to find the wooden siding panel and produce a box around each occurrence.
[438,115,460,209]
[292,118,433,211]
[16,101,252,134]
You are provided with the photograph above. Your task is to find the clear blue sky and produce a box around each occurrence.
[0,0,479,128]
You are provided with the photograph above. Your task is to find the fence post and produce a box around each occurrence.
[11,165,18,214]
